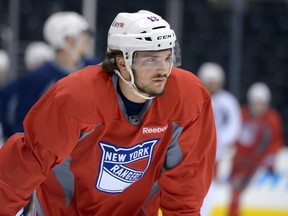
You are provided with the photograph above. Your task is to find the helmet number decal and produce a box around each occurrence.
[147,16,159,22]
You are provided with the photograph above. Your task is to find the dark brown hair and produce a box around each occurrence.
[101,50,123,75]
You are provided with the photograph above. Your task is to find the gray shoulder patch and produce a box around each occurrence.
[53,156,74,206]
[163,122,183,170]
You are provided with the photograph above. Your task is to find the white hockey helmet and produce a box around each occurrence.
[108,10,177,67]
[0,50,10,73]
[24,41,55,70]
[107,10,177,99]
[247,82,271,104]
[197,62,225,84]
[43,11,90,49]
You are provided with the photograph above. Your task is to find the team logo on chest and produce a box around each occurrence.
[96,139,159,194]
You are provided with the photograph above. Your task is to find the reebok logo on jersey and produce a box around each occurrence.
[96,139,159,194]
[142,125,168,134]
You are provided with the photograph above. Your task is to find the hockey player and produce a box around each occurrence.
[0,42,54,142]
[0,50,10,87]
[0,10,216,215]
[0,50,10,147]
[197,62,242,216]
[228,82,284,216]
[0,11,100,138]
[24,41,55,71]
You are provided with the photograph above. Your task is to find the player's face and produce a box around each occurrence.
[131,49,172,96]
[204,81,222,95]
[64,32,90,63]
[249,100,269,117]
[76,31,91,56]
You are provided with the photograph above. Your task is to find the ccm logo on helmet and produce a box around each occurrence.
[157,34,172,40]
[143,125,168,134]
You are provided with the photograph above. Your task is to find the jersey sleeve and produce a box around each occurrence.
[267,110,285,154]
[158,95,217,215]
[215,94,242,161]
[261,110,285,168]
[0,82,90,215]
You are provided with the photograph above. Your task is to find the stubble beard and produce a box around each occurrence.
[134,74,167,97]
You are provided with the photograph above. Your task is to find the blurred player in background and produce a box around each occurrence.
[0,49,10,147]
[0,50,10,87]
[0,10,216,215]
[198,62,242,216]
[0,11,100,216]
[24,41,55,71]
[228,82,284,216]
[0,42,55,141]
[0,11,100,139]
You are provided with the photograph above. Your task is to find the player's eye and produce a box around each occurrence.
[146,57,158,63]
[165,56,172,62]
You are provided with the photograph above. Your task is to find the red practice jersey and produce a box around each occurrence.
[0,65,216,215]
[232,106,284,175]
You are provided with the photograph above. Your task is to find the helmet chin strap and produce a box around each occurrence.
[131,83,155,100]
[114,68,155,100]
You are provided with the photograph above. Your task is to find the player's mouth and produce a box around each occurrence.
[152,77,167,84]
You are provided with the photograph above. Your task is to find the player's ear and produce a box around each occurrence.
[64,36,76,48]
[115,56,129,76]
[115,56,125,68]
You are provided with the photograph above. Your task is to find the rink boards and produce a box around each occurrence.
[212,147,288,216]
